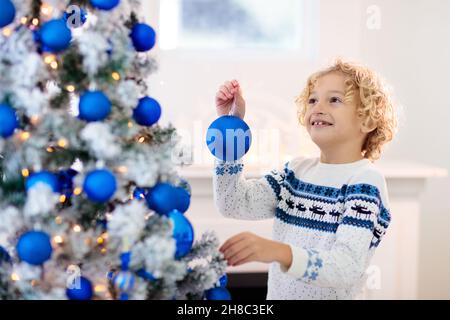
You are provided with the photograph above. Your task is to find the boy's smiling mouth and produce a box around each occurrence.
[310,119,334,128]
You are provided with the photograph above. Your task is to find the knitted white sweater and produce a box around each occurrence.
[213,156,391,300]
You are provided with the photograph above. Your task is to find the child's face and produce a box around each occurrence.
[304,72,367,151]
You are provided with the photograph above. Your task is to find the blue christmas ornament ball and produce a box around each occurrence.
[145,183,179,215]
[133,96,161,126]
[130,23,156,52]
[0,246,11,264]
[26,171,60,193]
[133,187,147,200]
[112,271,135,292]
[0,0,15,28]
[83,169,117,203]
[39,19,72,52]
[0,104,18,138]
[90,0,120,10]
[178,178,191,197]
[174,186,190,213]
[58,169,78,196]
[16,231,53,265]
[106,270,115,281]
[168,210,194,259]
[79,91,111,122]
[206,115,252,161]
[32,31,50,54]
[218,274,228,288]
[133,97,161,127]
[66,276,93,300]
[205,287,231,300]
[96,218,107,230]
[136,269,156,281]
[63,7,87,28]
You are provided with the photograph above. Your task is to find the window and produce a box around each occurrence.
[160,0,317,52]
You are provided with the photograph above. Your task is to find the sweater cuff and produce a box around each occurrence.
[280,245,309,279]
[214,158,244,176]
[214,158,244,166]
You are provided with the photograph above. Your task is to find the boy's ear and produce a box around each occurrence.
[360,119,377,134]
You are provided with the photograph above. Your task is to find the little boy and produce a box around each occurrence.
[213,59,397,299]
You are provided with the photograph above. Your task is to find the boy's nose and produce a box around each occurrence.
[313,110,326,116]
[311,101,326,113]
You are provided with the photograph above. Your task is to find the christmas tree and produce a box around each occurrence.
[0,0,228,300]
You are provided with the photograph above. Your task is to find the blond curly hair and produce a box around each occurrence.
[295,59,397,161]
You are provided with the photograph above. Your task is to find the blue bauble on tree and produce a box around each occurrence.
[112,271,135,300]
[178,178,191,197]
[174,186,190,213]
[206,115,252,161]
[16,231,53,265]
[0,0,15,28]
[132,96,161,126]
[218,274,228,288]
[0,246,12,265]
[205,287,232,300]
[58,169,78,197]
[136,269,156,281]
[133,187,147,200]
[145,183,179,215]
[79,91,111,122]
[106,39,113,56]
[26,171,60,193]
[39,19,72,52]
[83,169,117,203]
[168,210,194,259]
[66,276,93,300]
[0,104,18,138]
[96,218,107,230]
[130,23,156,52]
[90,0,120,10]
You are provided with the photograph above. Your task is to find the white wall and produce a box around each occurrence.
[359,0,450,299]
[143,0,450,298]
[144,0,365,168]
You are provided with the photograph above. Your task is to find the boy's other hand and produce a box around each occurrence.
[219,232,292,270]
[215,79,246,119]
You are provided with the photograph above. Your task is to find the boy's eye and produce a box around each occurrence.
[330,97,342,104]
[308,98,317,105]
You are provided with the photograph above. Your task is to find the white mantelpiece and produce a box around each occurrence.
[179,160,447,300]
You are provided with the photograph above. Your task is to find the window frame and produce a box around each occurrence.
[157,0,320,61]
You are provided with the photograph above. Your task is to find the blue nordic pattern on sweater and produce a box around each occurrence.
[215,162,244,176]
[265,163,390,250]
[302,249,323,282]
